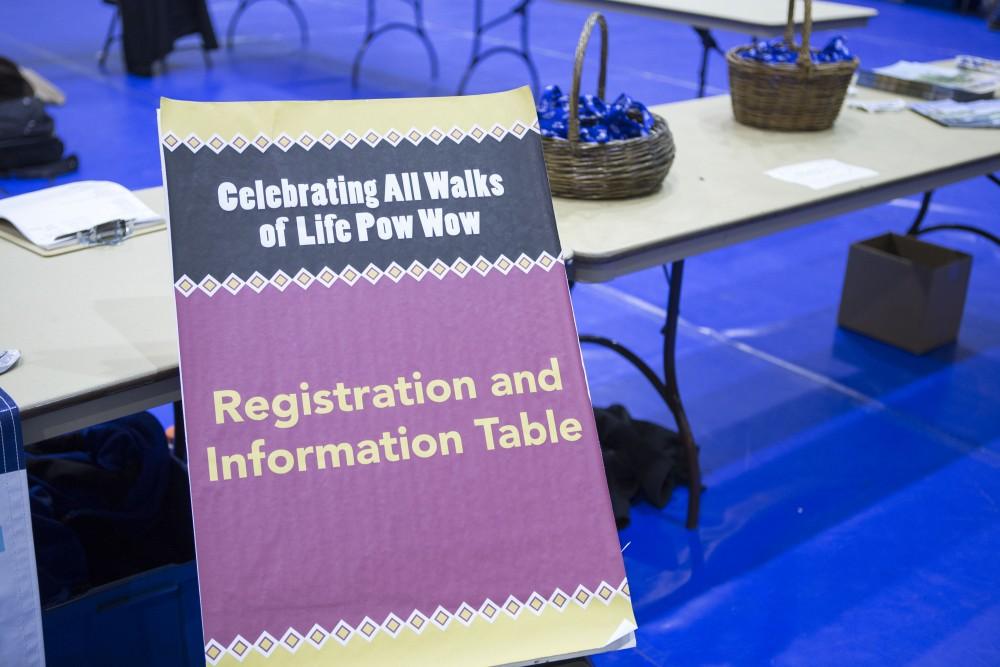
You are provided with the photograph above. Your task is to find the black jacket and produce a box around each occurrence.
[114,0,219,76]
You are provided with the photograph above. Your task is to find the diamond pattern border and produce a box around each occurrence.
[174,252,561,297]
[162,121,541,152]
[254,631,278,657]
[205,579,629,661]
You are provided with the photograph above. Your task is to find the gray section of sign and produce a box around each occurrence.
[163,134,560,280]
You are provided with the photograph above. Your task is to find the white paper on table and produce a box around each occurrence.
[846,98,908,113]
[0,180,160,250]
[765,159,879,191]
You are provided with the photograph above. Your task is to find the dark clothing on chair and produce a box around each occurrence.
[27,413,195,606]
[113,0,218,76]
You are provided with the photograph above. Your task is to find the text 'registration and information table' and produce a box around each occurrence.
[158,87,635,667]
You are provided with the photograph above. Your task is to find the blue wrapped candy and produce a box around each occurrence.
[537,85,655,143]
[816,35,852,63]
[740,34,853,64]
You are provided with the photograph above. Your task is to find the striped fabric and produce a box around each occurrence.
[0,387,23,473]
[0,386,45,666]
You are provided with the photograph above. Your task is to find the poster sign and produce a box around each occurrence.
[0,388,46,667]
[159,87,635,666]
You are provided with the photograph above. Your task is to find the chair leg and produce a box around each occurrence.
[227,0,253,50]
[98,7,120,69]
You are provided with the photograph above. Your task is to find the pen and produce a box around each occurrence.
[54,218,134,245]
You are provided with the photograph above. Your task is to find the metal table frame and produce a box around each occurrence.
[574,260,702,529]
[457,0,540,96]
[555,0,875,98]
[571,171,1000,531]
[906,175,1000,247]
[352,0,440,87]
[350,0,539,96]
[692,27,725,98]
[225,0,310,49]
[221,0,542,94]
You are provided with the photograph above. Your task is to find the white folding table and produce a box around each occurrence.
[3,88,997,528]
[557,0,878,96]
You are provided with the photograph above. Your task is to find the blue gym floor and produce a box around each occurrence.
[3,1,999,665]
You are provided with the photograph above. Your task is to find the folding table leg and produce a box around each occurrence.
[97,7,120,69]
[457,0,539,97]
[226,0,309,50]
[906,183,1000,247]
[173,400,187,462]
[693,27,723,98]
[905,190,935,236]
[662,260,701,529]
[352,0,439,88]
[578,260,703,529]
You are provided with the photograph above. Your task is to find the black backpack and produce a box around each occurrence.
[0,56,78,179]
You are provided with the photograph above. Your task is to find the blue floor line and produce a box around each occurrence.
[583,281,1000,468]
[587,282,888,407]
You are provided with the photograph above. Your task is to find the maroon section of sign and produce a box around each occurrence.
[176,265,623,644]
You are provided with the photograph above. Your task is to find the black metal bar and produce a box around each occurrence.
[459,46,538,90]
[97,7,120,69]
[693,27,723,99]
[905,190,934,236]
[519,0,540,95]
[226,1,245,51]
[173,401,187,462]
[579,336,671,404]
[697,44,710,98]
[905,185,999,246]
[457,0,539,96]
[227,0,309,50]
[911,224,1000,246]
[284,0,309,46]
[352,0,439,88]
[988,173,1000,188]
[662,260,701,529]
[578,261,702,529]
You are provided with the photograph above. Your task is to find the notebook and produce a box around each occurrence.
[0,181,163,256]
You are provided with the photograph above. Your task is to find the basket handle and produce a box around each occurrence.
[783,0,814,69]
[568,13,608,145]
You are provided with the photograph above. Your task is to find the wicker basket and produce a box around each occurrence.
[727,0,858,131]
[541,13,675,200]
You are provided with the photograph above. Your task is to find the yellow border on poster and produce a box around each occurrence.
[214,596,634,667]
[159,87,537,143]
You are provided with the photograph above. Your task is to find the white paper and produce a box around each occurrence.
[847,98,908,113]
[0,180,160,250]
[499,630,636,666]
[910,99,1000,128]
[0,350,19,375]
[765,159,878,190]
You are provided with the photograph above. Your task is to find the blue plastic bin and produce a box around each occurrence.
[42,562,203,666]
